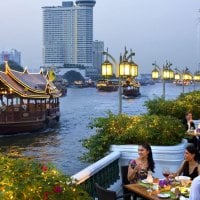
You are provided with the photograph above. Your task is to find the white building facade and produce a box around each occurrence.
[93,40,104,77]
[42,0,96,76]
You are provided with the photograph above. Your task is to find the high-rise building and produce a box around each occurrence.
[93,40,104,76]
[42,0,96,76]
[0,49,21,65]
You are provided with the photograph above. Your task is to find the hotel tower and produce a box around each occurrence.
[42,0,96,76]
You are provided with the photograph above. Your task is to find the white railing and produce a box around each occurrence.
[110,139,188,178]
[72,151,121,184]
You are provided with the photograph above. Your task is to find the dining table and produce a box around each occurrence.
[124,181,190,200]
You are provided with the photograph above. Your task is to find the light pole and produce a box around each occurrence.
[174,67,193,93]
[101,48,138,114]
[152,61,174,100]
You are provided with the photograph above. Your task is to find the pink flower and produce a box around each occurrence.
[53,185,63,193]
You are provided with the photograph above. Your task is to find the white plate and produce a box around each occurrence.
[141,179,149,184]
[157,193,170,198]
[175,176,191,182]
[179,196,189,200]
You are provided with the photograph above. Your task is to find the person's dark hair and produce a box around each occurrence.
[140,144,155,172]
[186,144,198,161]
[185,111,192,116]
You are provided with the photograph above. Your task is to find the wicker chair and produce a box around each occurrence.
[95,183,132,200]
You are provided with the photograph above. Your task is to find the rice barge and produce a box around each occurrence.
[0,62,61,134]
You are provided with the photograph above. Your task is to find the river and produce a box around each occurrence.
[0,82,199,175]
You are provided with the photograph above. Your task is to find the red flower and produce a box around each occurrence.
[43,191,49,200]
[53,185,63,193]
[41,165,48,172]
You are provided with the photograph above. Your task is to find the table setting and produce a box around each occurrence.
[137,168,191,199]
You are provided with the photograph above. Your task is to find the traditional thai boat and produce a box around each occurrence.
[96,79,119,92]
[122,79,141,99]
[0,62,61,135]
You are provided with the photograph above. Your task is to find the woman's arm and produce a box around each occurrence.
[127,163,139,182]
[127,160,140,181]
[197,165,200,175]
[176,161,185,176]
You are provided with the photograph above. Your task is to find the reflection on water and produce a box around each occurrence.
[0,82,199,175]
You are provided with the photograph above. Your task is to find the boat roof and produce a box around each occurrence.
[0,62,61,99]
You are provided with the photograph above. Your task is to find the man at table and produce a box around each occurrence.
[183,112,195,131]
[189,175,200,200]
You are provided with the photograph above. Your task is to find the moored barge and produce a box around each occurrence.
[0,62,61,134]
[96,79,119,92]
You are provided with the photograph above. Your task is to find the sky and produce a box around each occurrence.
[0,0,200,73]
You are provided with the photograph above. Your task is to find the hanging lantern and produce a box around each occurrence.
[193,71,200,81]
[174,72,181,80]
[129,61,138,77]
[101,60,113,76]
[152,67,159,79]
[119,60,131,77]
[163,67,170,79]
[182,72,192,80]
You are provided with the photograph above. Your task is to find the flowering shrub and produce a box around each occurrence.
[0,154,91,200]
[145,91,200,119]
[82,113,185,162]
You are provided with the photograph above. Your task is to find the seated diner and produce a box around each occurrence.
[176,144,200,180]
[127,143,155,183]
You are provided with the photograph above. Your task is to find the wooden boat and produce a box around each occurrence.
[96,79,119,92]
[0,62,61,135]
[173,80,191,86]
[122,79,141,99]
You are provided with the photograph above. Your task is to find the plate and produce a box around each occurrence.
[141,179,149,184]
[175,176,191,182]
[179,196,189,200]
[157,193,170,198]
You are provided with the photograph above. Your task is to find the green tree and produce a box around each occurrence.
[0,60,24,72]
[82,113,185,162]
[63,70,85,84]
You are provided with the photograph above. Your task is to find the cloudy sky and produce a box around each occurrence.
[0,0,200,73]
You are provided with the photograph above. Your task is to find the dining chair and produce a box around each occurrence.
[95,183,132,200]
[121,165,138,200]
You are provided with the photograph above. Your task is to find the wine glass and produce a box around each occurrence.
[162,168,170,182]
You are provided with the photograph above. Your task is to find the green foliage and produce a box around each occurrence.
[63,70,85,84]
[0,154,91,200]
[0,60,24,72]
[144,98,175,116]
[82,113,185,162]
[145,91,200,119]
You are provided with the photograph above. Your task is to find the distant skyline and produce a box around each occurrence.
[0,0,200,73]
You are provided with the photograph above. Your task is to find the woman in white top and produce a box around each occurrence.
[189,175,200,200]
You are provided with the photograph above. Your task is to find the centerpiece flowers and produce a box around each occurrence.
[0,153,91,200]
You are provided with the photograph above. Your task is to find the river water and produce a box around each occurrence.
[0,82,199,175]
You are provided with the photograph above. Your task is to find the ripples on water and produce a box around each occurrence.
[0,83,199,175]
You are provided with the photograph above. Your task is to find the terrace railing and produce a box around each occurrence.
[71,151,121,198]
